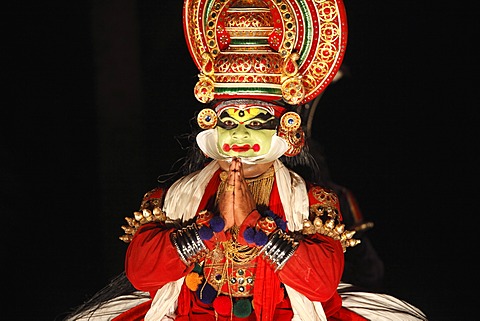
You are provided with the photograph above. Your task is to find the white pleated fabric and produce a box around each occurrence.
[338,283,428,321]
[144,278,184,321]
[272,161,309,231]
[284,284,327,321]
[68,284,428,321]
[162,160,220,221]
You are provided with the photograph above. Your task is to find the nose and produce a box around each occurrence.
[231,125,249,141]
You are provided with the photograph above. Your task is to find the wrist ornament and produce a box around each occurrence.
[170,224,208,265]
[259,229,298,271]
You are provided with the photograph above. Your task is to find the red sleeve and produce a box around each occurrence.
[125,222,191,293]
[278,233,344,302]
[276,184,345,301]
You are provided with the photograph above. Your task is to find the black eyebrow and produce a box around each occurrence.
[218,110,230,119]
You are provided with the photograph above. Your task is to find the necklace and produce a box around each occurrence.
[216,165,275,207]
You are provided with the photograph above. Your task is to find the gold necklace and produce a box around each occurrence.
[216,165,275,207]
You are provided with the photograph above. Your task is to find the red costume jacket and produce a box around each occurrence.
[116,169,366,321]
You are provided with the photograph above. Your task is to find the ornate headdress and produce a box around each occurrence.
[184,0,347,157]
[184,0,347,105]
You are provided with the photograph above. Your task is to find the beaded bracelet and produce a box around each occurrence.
[170,224,208,265]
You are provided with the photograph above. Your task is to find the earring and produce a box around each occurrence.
[197,108,218,129]
[278,111,305,157]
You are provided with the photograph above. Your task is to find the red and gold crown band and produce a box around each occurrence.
[183,0,347,106]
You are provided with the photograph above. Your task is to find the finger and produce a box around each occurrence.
[234,162,244,193]
[238,158,244,175]
[229,158,237,172]
[233,157,241,173]
[226,161,236,191]
[237,161,249,192]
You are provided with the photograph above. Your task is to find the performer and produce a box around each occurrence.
[65,0,426,320]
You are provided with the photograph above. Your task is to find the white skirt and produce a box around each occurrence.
[338,283,427,320]
[67,283,428,321]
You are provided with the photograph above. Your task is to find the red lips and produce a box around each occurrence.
[223,144,260,152]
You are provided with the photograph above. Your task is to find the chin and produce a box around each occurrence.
[240,161,274,178]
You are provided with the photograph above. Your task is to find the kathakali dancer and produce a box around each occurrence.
[65,0,427,320]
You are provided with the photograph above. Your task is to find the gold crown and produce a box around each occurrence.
[184,0,347,105]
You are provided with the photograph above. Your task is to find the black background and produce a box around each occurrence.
[3,1,477,320]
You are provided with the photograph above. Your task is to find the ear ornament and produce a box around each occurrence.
[197,108,217,129]
[278,111,304,157]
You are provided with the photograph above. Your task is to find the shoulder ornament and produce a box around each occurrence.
[119,187,169,243]
[303,185,360,252]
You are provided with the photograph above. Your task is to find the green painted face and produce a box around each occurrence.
[216,106,278,157]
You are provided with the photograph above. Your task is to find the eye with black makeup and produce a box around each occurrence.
[217,110,278,130]
[217,118,239,129]
[245,118,277,130]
